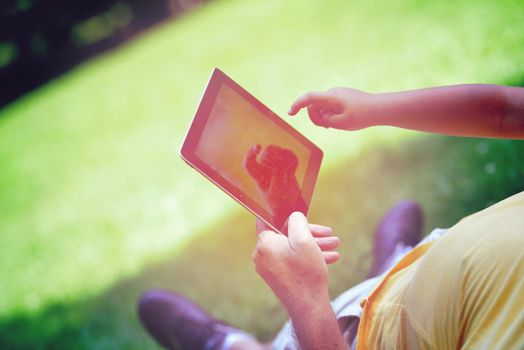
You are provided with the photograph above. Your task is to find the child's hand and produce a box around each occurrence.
[288,87,375,130]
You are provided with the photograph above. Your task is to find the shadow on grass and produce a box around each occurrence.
[1,135,523,349]
[506,74,524,87]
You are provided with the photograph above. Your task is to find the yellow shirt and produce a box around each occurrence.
[357,191,524,349]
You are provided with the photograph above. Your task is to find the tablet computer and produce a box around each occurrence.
[180,68,323,233]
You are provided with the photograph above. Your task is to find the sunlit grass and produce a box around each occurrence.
[0,0,523,348]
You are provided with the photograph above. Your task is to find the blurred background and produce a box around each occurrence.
[1,0,523,348]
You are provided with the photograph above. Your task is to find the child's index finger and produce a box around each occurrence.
[288,91,330,116]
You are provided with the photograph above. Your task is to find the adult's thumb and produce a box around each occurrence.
[287,212,312,246]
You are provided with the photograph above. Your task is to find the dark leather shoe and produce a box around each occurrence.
[138,289,247,350]
[368,200,423,277]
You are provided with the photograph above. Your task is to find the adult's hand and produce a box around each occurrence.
[252,212,347,350]
[252,212,338,312]
[255,216,340,265]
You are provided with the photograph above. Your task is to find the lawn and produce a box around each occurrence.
[0,0,523,348]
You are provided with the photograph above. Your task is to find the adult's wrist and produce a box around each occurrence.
[286,291,347,350]
[283,287,331,320]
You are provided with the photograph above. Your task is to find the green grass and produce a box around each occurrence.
[0,0,524,348]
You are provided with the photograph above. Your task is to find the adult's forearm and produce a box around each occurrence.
[367,84,524,139]
[286,291,347,350]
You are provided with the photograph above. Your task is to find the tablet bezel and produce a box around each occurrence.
[180,68,323,233]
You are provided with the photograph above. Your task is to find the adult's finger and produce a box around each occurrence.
[288,92,334,116]
[314,236,340,251]
[287,212,313,247]
[309,224,333,237]
[255,229,285,251]
[323,251,340,264]
[253,229,282,262]
[256,218,271,235]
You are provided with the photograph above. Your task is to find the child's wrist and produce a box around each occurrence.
[359,93,384,128]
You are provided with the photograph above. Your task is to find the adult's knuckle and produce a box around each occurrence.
[294,237,313,250]
[254,240,271,258]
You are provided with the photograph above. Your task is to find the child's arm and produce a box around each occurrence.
[288,85,524,139]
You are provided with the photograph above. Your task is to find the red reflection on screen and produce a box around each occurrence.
[244,144,306,229]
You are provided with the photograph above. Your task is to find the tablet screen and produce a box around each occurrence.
[181,69,323,232]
